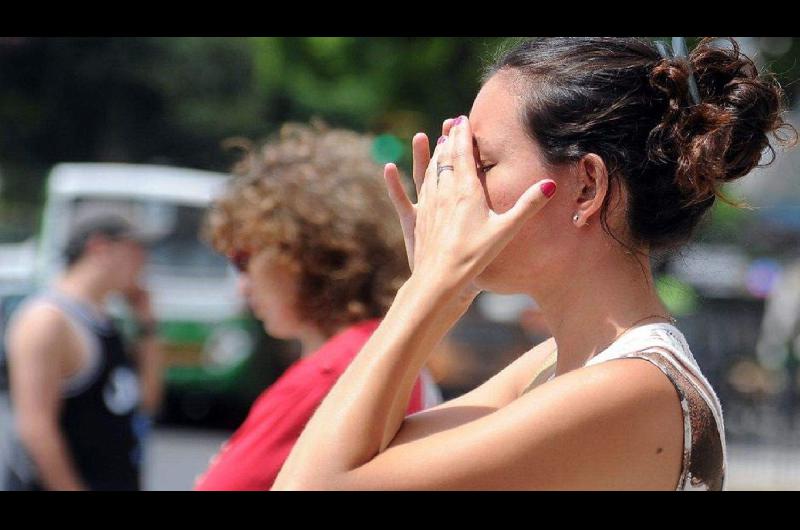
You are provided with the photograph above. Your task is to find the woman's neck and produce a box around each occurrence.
[298,326,334,358]
[529,246,670,377]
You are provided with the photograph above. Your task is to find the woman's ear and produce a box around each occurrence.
[572,153,608,228]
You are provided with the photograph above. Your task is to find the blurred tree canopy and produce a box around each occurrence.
[0,37,797,241]
[0,37,507,226]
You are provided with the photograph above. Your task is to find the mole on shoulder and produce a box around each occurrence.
[656,447,663,454]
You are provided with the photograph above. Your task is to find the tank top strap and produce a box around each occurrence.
[520,324,727,490]
[584,323,727,490]
[39,290,114,336]
[586,324,726,445]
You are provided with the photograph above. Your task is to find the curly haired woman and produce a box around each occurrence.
[194,123,442,491]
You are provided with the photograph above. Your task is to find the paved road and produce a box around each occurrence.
[726,443,800,490]
[143,426,232,490]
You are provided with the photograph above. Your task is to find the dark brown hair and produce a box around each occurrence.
[205,122,409,336]
[485,37,796,251]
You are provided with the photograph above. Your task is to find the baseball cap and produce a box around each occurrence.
[63,214,157,265]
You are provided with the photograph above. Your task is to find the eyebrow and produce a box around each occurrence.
[473,135,495,158]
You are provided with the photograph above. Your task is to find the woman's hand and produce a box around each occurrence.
[385,115,557,303]
[384,118,456,274]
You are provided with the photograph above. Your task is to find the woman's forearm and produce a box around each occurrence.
[272,275,471,489]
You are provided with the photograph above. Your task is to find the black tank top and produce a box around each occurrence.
[3,292,142,491]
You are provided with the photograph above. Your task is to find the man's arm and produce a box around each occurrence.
[6,305,88,490]
[124,286,164,416]
[132,333,163,416]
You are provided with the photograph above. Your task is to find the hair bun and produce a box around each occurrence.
[647,37,795,206]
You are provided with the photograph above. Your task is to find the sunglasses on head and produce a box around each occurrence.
[228,250,251,273]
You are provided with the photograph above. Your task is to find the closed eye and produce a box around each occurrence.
[479,163,496,173]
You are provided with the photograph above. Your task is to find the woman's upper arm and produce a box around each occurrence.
[303,357,683,490]
[418,337,556,412]
[391,338,556,446]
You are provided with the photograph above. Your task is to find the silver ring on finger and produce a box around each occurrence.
[436,164,455,185]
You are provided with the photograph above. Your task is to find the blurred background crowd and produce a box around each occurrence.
[1,37,799,490]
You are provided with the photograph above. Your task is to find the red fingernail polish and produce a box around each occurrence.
[541,181,557,198]
[437,136,447,145]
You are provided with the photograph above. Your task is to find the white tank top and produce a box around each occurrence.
[523,323,727,491]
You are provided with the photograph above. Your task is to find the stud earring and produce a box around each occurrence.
[573,213,580,223]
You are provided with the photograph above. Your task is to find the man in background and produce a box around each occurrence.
[2,215,164,490]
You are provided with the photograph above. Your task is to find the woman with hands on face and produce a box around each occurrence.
[272,37,794,490]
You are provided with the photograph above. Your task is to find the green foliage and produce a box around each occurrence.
[0,38,505,199]
[655,274,700,316]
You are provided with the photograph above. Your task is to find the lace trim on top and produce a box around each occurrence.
[520,324,726,491]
